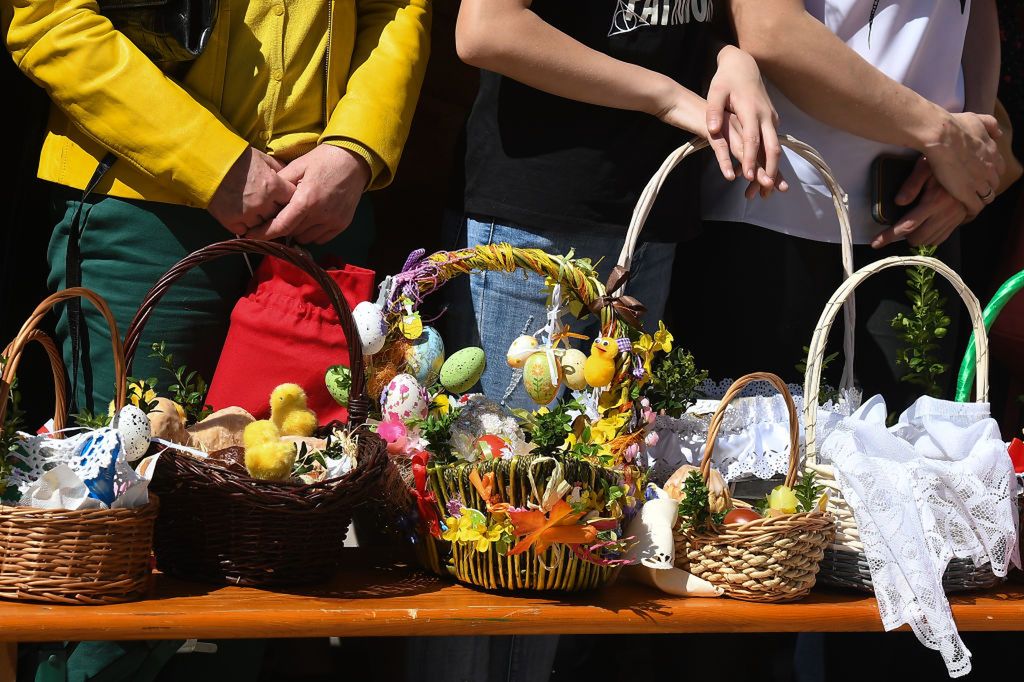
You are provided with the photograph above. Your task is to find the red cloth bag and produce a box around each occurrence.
[206,256,375,424]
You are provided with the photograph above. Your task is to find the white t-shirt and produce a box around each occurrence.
[701,0,972,244]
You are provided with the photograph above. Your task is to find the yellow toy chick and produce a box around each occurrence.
[243,420,297,481]
[269,383,318,437]
[583,337,618,388]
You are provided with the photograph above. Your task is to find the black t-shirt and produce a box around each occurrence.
[459,0,714,243]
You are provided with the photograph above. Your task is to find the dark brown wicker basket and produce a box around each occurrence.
[0,288,158,605]
[124,240,388,587]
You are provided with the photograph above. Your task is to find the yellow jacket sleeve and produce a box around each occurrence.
[319,0,430,190]
[3,0,249,207]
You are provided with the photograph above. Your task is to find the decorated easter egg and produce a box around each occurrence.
[352,301,387,356]
[382,373,429,421]
[113,404,152,462]
[522,352,561,405]
[506,335,539,369]
[440,347,486,394]
[405,326,445,384]
[325,365,352,405]
[561,348,588,391]
[400,311,424,340]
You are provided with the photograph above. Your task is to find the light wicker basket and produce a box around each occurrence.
[674,372,835,603]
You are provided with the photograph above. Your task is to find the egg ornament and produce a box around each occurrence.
[112,404,152,462]
[723,508,762,525]
[506,335,539,369]
[405,326,445,384]
[476,434,508,460]
[381,373,430,422]
[522,352,561,405]
[560,348,588,391]
[440,347,486,394]
[352,301,387,356]
[399,310,424,340]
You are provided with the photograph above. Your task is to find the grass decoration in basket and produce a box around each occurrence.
[0,288,158,605]
[349,244,672,590]
[123,240,388,587]
[672,373,835,603]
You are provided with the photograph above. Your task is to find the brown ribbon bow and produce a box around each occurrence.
[586,266,647,328]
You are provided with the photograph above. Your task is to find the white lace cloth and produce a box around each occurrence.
[821,395,1020,678]
[645,378,861,484]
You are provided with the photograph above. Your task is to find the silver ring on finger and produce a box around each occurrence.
[978,187,994,202]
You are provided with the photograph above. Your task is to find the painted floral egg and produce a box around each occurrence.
[352,301,387,356]
[113,404,152,462]
[561,348,588,391]
[506,335,539,369]
[440,347,486,394]
[381,373,429,421]
[522,352,561,405]
[405,326,445,385]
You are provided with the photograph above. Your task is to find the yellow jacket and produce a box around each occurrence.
[2,0,430,207]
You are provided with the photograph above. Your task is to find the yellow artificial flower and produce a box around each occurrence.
[431,393,451,417]
[653,321,674,354]
[441,516,462,543]
[474,522,506,553]
[591,412,630,444]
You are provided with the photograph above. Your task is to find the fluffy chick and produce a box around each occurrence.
[583,337,618,388]
[269,383,318,437]
[244,441,297,481]
[244,419,281,449]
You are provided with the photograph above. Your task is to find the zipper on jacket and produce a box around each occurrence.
[323,0,333,124]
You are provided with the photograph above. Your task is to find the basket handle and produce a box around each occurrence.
[955,269,1024,401]
[121,239,371,425]
[617,134,856,390]
[804,255,989,464]
[0,287,126,426]
[701,372,799,488]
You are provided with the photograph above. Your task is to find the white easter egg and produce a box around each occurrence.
[405,326,445,385]
[506,335,539,369]
[381,373,429,422]
[561,348,589,391]
[113,404,152,462]
[352,301,387,356]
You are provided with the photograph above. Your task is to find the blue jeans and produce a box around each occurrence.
[441,214,677,411]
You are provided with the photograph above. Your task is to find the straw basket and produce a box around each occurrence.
[674,372,835,603]
[804,255,1001,592]
[379,244,640,583]
[126,240,388,587]
[0,288,158,605]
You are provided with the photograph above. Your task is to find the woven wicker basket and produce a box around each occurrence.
[803,255,1002,593]
[379,244,640,585]
[0,288,158,605]
[674,372,835,603]
[125,240,388,587]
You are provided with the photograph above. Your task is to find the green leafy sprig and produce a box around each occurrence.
[71,409,111,430]
[412,407,462,464]
[676,470,726,529]
[517,399,580,456]
[645,348,708,418]
[150,341,212,423]
[0,358,24,493]
[891,245,951,397]
[792,469,825,513]
[796,346,840,404]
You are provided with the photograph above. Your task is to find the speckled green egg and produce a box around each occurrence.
[440,347,486,394]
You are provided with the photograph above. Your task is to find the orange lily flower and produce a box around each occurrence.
[506,499,598,556]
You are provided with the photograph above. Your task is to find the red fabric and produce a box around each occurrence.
[207,256,375,424]
[990,192,1024,378]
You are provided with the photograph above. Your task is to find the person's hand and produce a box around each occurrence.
[706,45,788,199]
[922,111,1005,215]
[871,157,968,249]
[247,145,370,244]
[207,148,296,235]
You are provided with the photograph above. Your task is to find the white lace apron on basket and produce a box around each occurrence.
[821,394,1019,678]
[616,135,860,486]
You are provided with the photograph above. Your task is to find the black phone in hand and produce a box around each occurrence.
[870,154,920,225]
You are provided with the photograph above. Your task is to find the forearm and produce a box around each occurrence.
[961,0,999,115]
[731,0,949,152]
[456,0,705,133]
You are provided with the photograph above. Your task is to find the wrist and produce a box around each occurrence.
[908,101,954,153]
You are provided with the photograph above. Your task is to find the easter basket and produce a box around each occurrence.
[804,255,1014,593]
[673,372,835,603]
[617,136,861,490]
[0,288,158,605]
[125,240,388,587]
[371,244,650,589]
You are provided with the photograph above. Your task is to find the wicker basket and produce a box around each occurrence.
[124,240,388,587]
[379,244,640,585]
[0,288,158,605]
[803,255,1002,593]
[674,372,835,603]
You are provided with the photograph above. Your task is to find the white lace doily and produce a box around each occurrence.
[644,378,861,484]
[823,395,1020,678]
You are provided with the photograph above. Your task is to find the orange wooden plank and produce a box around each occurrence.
[0,551,1021,641]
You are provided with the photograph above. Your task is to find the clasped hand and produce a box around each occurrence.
[208,144,371,244]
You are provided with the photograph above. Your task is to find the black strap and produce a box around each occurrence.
[66,152,117,412]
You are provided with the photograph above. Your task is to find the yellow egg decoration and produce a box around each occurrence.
[561,348,588,391]
[583,337,618,388]
[506,335,539,368]
[400,311,424,340]
[522,352,561,405]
